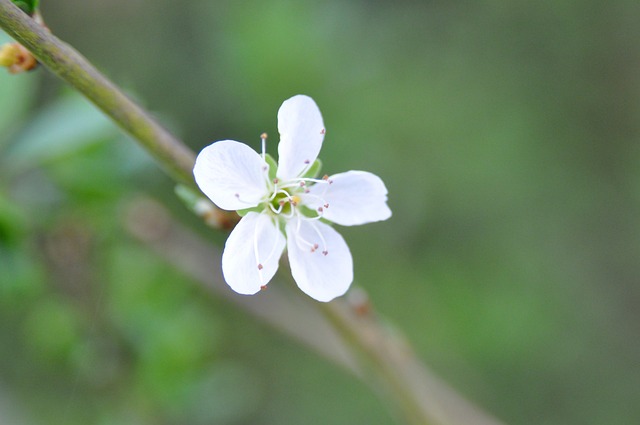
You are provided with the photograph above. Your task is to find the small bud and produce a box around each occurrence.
[0,42,37,74]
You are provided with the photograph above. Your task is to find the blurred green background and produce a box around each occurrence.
[1,0,639,424]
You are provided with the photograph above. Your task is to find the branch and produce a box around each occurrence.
[125,197,506,425]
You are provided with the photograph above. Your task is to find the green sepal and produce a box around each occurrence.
[302,158,322,179]
[237,206,262,217]
[264,153,278,182]
[298,205,318,219]
[174,184,205,211]
[12,0,39,16]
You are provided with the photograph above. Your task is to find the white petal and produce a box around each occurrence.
[194,140,268,211]
[303,170,392,226]
[222,212,286,295]
[276,95,325,181]
[286,217,353,302]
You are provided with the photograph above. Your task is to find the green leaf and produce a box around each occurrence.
[0,191,26,245]
[4,92,118,173]
[11,0,39,16]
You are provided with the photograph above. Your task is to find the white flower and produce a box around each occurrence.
[193,95,391,302]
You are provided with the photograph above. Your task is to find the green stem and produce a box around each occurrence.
[0,0,194,185]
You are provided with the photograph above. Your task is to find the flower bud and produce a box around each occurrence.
[0,42,37,74]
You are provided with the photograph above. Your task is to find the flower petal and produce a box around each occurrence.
[277,95,325,181]
[303,170,392,226]
[194,140,268,211]
[222,212,286,295]
[286,216,353,302]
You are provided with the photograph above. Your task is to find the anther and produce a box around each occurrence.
[322,175,329,180]
[257,264,263,270]
[304,189,310,193]
[299,181,306,187]
[304,159,310,164]
[235,193,240,198]
[273,178,279,184]
[324,203,329,208]
[260,132,268,140]
[322,250,328,256]
[260,285,267,291]
[320,128,326,135]
[317,207,324,213]
[278,200,286,206]
[310,243,319,253]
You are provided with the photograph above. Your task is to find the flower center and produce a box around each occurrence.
[256,133,334,255]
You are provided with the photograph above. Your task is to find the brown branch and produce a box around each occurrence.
[125,197,507,425]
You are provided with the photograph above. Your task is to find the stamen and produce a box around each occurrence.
[260,133,268,160]
[293,217,329,255]
[234,193,259,205]
[293,215,316,251]
[320,128,326,135]
[268,202,283,214]
[309,221,329,255]
[253,217,263,280]
[260,217,282,266]
[253,215,283,279]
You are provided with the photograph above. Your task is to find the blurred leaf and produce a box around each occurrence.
[0,247,44,309]
[180,363,263,424]
[5,93,118,173]
[24,298,82,364]
[0,191,26,245]
[11,0,39,16]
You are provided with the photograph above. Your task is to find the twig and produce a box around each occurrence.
[125,197,506,425]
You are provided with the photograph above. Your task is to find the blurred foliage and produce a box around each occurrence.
[1,0,640,424]
[11,0,39,16]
